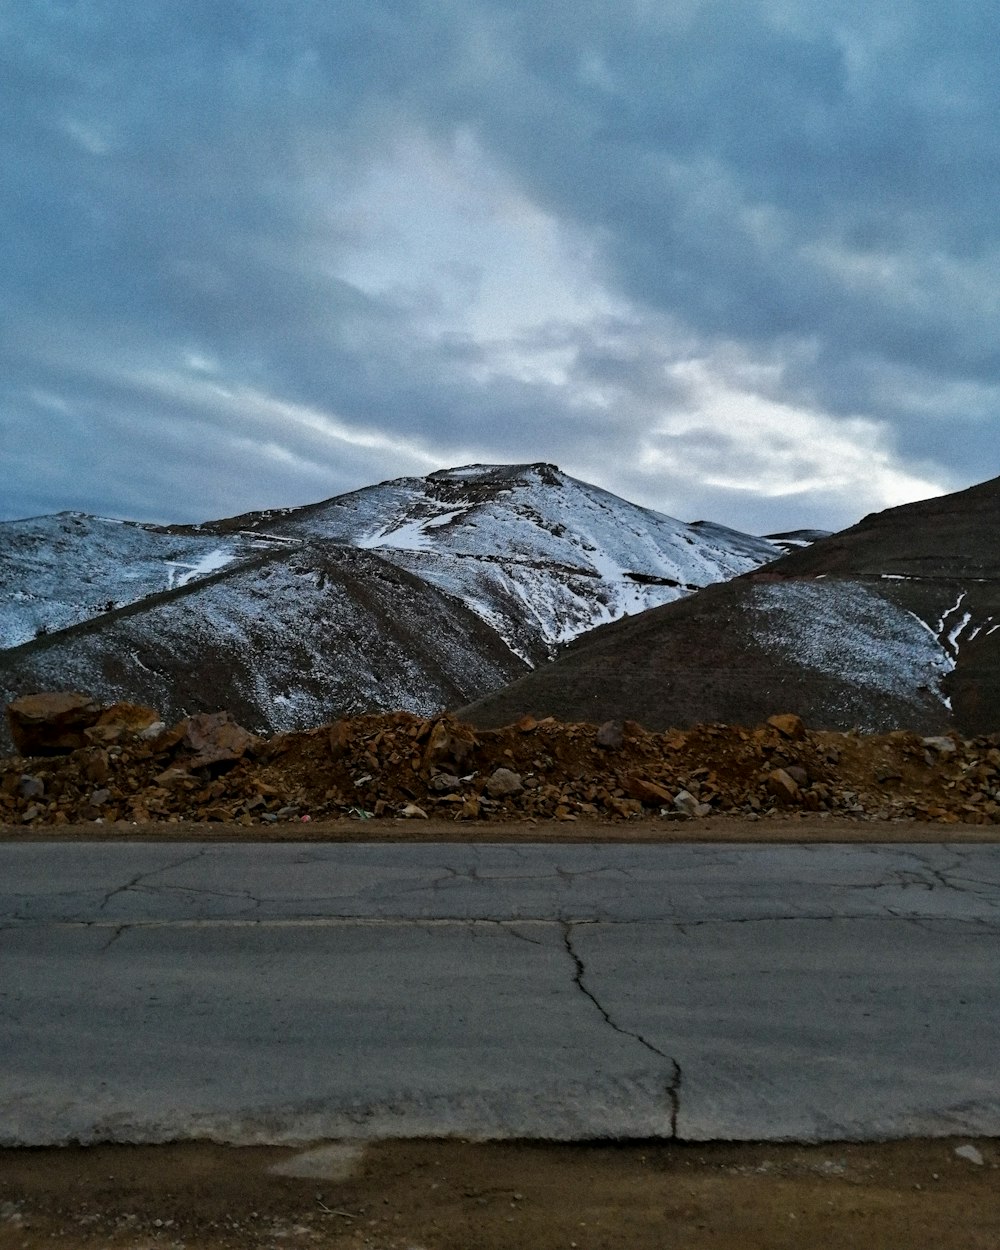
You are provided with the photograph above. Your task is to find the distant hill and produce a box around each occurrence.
[460,475,1000,736]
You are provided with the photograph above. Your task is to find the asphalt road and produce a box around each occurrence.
[1,841,998,1145]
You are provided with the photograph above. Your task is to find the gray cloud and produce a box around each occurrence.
[1,1,997,535]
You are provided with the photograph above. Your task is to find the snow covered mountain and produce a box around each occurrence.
[0,463,786,744]
[217,463,781,662]
[0,511,280,648]
[461,474,1000,737]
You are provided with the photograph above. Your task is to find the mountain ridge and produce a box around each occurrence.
[0,463,785,748]
[460,474,1000,736]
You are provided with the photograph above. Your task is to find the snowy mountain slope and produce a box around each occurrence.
[0,462,794,745]
[763,528,834,554]
[0,543,528,748]
[461,474,1000,736]
[0,512,276,648]
[247,463,782,661]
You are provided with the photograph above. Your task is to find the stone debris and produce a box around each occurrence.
[7,692,102,755]
[953,1144,985,1166]
[2,694,1000,828]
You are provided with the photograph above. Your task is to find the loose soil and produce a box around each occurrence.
[3,814,1000,844]
[9,702,1000,831]
[1,1138,997,1250]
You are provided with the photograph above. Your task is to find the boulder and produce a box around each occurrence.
[766,767,801,804]
[429,772,462,793]
[485,767,523,798]
[626,776,674,806]
[7,691,102,755]
[767,713,806,740]
[674,789,712,817]
[328,719,352,760]
[423,719,477,771]
[181,711,260,770]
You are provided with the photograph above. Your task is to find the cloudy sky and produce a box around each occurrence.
[3,1,998,534]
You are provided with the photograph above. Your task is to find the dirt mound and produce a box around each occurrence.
[4,696,1000,829]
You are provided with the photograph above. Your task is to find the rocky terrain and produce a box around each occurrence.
[462,474,1000,737]
[0,465,782,750]
[4,692,1000,830]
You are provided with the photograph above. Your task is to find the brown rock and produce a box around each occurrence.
[626,776,674,806]
[784,764,809,788]
[515,714,538,733]
[83,752,111,785]
[328,719,352,760]
[7,691,101,755]
[422,719,477,771]
[154,768,191,789]
[97,702,160,735]
[766,768,801,804]
[767,713,806,740]
[182,712,259,770]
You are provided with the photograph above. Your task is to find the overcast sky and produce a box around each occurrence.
[3,1,998,535]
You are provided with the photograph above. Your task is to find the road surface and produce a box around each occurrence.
[1,841,998,1144]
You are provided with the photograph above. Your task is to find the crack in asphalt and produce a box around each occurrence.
[100,924,128,953]
[97,849,208,912]
[560,920,682,1137]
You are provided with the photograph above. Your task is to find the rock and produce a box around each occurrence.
[89,788,111,807]
[595,720,624,750]
[7,691,102,755]
[767,713,806,740]
[673,789,701,816]
[515,714,538,733]
[784,765,809,788]
[97,702,160,736]
[485,767,523,798]
[953,1144,984,1166]
[922,735,958,756]
[138,720,167,741]
[429,772,461,793]
[328,719,352,760]
[182,711,259,770]
[423,719,477,771]
[766,768,801,804]
[399,803,429,819]
[18,775,45,800]
[626,776,674,806]
[154,768,191,789]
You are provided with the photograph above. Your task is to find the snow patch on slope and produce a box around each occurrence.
[747,581,954,727]
[0,513,268,648]
[281,464,781,657]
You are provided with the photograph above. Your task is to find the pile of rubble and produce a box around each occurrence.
[3,691,1000,827]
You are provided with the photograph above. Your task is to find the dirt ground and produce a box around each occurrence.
[1,1138,997,1250]
[4,814,1000,844]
